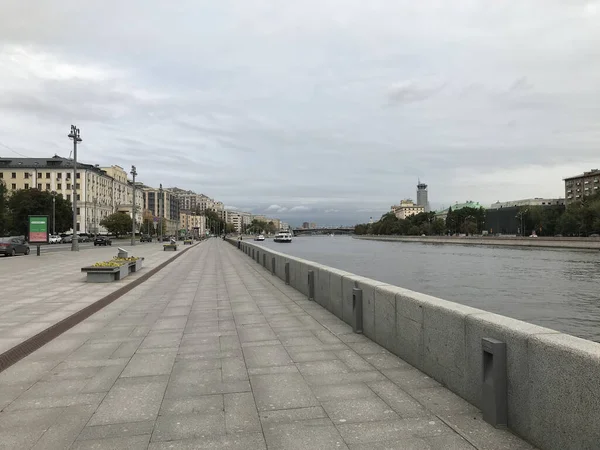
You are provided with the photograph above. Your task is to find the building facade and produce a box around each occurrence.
[180,211,206,237]
[391,200,425,220]
[489,198,565,209]
[564,169,600,205]
[416,181,430,212]
[435,201,483,221]
[142,186,180,235]
[0,156,143,234]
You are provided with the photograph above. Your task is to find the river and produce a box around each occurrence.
[255,235,600,343]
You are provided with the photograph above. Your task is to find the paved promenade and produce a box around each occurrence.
[0,239,535,449]
[0,242,193,354]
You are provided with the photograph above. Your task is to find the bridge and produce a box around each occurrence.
[292,226,354,235]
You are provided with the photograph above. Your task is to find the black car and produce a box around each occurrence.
[94,236,112,246]
[140,234,153,242]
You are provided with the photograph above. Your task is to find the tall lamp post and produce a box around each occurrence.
[130,165,137,246]
[51,191,57,235]
[68,125,82,251]
[158,184,163,243]
[34,162,39,189]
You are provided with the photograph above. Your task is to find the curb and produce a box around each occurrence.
[0,241,204,373]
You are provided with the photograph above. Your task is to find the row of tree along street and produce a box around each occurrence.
[355,194,600,237]
[0,182,236,239]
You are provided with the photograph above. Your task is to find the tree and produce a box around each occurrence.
[225,223,236,233]
[431,218,446,235]
[100,212,132,238]
[7,189,73,236]
[0,180,9,236]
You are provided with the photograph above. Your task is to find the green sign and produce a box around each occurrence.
[29,215,49,244]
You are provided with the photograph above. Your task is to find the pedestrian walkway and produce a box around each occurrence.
[0,242,195,354]
[0,239,536,449]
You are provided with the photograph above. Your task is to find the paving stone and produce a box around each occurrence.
[71,435,150,450]
[147,432,267,449]
[250,372,319,411]
[77,420,156,441]
[225,392,262,433]
[221,357,248,381]
[311,383,376,402]
[120,351,177,378]
[297,360,351,376]
[160,394,224,416]
[367,380,429,418]
[337,417,455,444]
[322,396,400,424]
[243,344,292,368]
[152,412,225,441]
[88,376,168,426]
[260,406,328,424]
[263,419,349,450]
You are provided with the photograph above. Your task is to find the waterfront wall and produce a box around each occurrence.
[354,235,600,250]
[228,238,600,450]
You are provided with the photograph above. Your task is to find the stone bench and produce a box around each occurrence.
[81,264,128,283]
[163,244,177,251]
[184,240,193,245]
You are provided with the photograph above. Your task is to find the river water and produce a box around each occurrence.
[255,236,600,343]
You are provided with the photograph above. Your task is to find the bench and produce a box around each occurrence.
[81,264,128,283]
[163,244,177,251]
[184,240,193,245]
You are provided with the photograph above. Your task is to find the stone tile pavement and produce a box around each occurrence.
[0,239,537,449]
[0,241,198,354]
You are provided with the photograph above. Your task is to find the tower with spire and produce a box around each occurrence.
[416,179,429,212]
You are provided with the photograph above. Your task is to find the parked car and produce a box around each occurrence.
[49,235,62,244]
[140,234,153,242]
[94,236,112,246]
[61,235,73,244]
[0,237,30,256]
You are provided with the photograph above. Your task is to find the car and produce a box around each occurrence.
[140,234,153,242]
[94,236,112,246]
[61,235,73,244]
[0,237,30,256]
[49,235,62,244]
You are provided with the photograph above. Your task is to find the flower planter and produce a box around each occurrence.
[81,264,128,283]
[163,244,177,251]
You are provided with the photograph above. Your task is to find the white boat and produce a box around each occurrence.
[254,234,265,241]
[273,231,293,243]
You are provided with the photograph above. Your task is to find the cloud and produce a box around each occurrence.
[225,205,239,210]
[289,206,311,212]
[1,1,600,227]
[265,204,288,213]
[386,79,446,105]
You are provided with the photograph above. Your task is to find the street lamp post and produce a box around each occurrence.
[68,125,82,251]
[51,191,56,235]
[34,162,39,189]
[130,165,137,246]
[158,184,163,243]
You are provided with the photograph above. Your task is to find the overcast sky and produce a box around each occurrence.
[1,1,600,225]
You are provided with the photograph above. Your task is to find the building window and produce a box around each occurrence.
[76,223,80,231]
[11,172,16,179]
[24,172,30,179]
[24,183,29,189]
[77,207,80,215]
[0,172,2,179]
[57,183,62,190]
[77,194,80,201]
[11,183,16,189]
[67,194,71,201]
[37,183,42,190]
[76,183,80,189]
[46,172,50,179]
[57,173,62,179]
[76,173,80,179]
[46,183,50,190]
[67,173,71,179]
[67,183,71,190]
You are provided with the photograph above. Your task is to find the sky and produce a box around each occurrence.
[1,1,600,226]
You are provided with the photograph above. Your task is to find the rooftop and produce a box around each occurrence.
[564,169,600,181]
[0,155,103,173]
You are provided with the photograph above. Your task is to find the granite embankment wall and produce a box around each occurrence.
[228,238,600,450]
[353,235,600,250]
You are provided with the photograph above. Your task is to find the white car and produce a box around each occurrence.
[49,235,62,244]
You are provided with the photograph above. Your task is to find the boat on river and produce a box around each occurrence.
[273,231,292,243]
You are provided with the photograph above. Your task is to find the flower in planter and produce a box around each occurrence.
[92,261,126,267]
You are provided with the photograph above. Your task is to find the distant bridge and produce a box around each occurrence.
[292,227,354,235]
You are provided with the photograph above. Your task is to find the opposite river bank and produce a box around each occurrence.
[353,235,600,250]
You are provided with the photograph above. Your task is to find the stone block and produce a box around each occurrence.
[464,312,558,437]
[315,268,331,310]
[421,294,481,398]
[527,333,600,450]
[395,292,425,368]
[327,268,348,320]
[373,285,399,353]
[292,261,309,296]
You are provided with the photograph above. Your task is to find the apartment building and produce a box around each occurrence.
[168,187,224,213]
[180,211,206,237]
[564,169,600,204]
[0,156,143,234]
[391,199,425,220]
[141,185,180,235]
